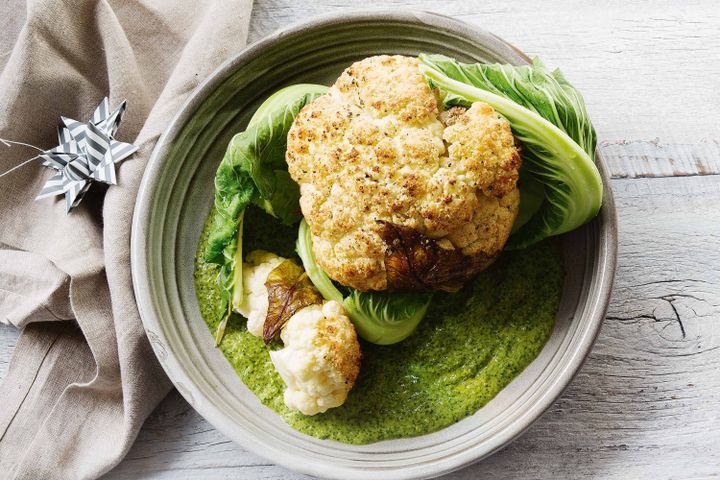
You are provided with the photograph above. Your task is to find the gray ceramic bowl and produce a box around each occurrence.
[131,10,617,480]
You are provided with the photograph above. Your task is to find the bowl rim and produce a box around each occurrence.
[131,9,618,479]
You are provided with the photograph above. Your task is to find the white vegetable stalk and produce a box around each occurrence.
[231,210,245,310]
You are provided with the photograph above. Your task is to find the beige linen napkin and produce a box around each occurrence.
[0,0,253,478]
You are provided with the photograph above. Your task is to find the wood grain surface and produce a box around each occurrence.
[2,1,719,478]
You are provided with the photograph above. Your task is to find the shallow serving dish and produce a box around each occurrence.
[131,10,617,480]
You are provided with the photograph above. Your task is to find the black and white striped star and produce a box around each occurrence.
[36,98,138,212]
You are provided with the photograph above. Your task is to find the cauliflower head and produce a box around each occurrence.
[269,301,362,415]
[236,250,285,337]
[286,55,521,292]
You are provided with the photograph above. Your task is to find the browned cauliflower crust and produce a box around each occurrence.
[286,55,521,292]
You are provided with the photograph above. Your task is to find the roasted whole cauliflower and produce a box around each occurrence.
[270,301,361,415]
[286,55,521,292]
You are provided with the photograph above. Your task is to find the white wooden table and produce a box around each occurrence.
[2,1,720,478]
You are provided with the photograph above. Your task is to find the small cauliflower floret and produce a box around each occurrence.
[236,250,285,337]
[269,301,361,415]
[236,251,362,414]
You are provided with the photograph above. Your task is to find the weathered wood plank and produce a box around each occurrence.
[0,1,24,72]
[246,0,720,144]
[602,140,720,178]
[103,173,720,479]
[0,323,19,380]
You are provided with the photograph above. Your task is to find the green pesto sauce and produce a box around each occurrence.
[195,206,564,444]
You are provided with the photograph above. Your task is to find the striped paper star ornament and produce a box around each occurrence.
[35,98,137,212]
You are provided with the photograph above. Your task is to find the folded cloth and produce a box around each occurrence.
[0,0,252,478]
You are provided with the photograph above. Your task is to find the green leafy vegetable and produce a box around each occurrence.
[297,220,432,345]
[418,54,602,249]
[206,84,328,345]
[342,290,431,345]
[296,218,344,304]
[511,165,545,234]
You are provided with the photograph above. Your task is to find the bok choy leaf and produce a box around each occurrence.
[418,54,602,249]
[205,84,328,345]
[297,220,432,345]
